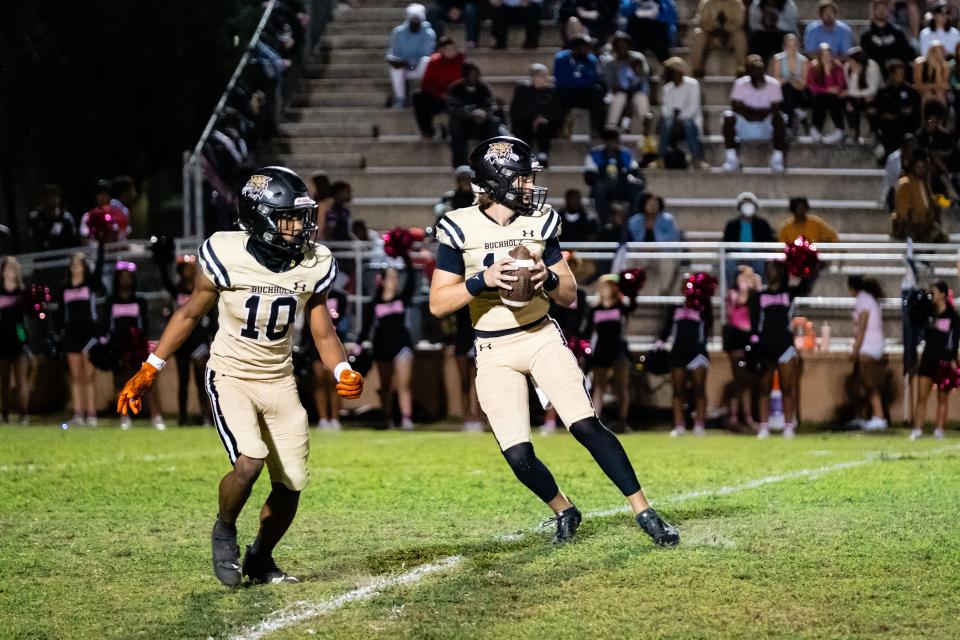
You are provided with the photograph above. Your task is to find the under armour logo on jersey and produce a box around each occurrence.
[522,230,535,237]
[292,281,307,292]
[477,343,492,351]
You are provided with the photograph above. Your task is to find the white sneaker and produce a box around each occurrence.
[846,417,866,429]
[669,425,688,437]
[120,415,132,430]
[757,426,770,439]
[864,417,888,431]
[823,129,843,144]
[401,418,414,431]
[152,416,167,431]
[769,152,785,173]
[316,418,331,430]
[783,425,796,439]
[934,427,945,439]
[463,420,484,433]
[909,427,923,441]
[809,127,822,142]
[692,425,706,436]
[329,419,343,431]
[721,156,740,172]
[538,421,557,435]
[86,416,98,427]
[70,413,85,427]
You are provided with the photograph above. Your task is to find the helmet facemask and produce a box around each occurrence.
[495,162,547,215]
[252,202,319,254]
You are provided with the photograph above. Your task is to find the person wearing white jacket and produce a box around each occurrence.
[655,57,709,169]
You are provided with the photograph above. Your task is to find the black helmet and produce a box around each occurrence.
[238,166,318,253]
[469,136,547,215]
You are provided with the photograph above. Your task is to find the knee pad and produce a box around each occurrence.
[501,442,558,503]
[502,441,537,474]
[569,416,606,440]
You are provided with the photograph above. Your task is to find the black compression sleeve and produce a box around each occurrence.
[502,442,560,504]
[569,417,642,496]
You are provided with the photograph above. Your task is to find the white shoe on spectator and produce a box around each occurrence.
[864,416,888,431]
[757,425,770,439]
[669,425,687,437]
[846,417,866,429]
[401,418,414,431]
[121,415,132,430]
[769,150,785,173]
[934,427,945,439]
[823,129,843,144]
[539,420,557,435]
[462,420,484,433]
[317,418,331,430]
[809,127,822,142]
[783,424,796,439]
[329,419,343,431]
[86,416,98,428]
[692,424,706,436]
[70,413,85,427]
[909,427,923,440]
[152,416,166,431]
[721,152,739,172]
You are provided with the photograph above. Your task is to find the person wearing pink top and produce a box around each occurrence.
[722,265,761,430]
[806,43,847,143]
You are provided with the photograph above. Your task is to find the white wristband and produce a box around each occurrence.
[333,362,353,380]
[146,353,166,371]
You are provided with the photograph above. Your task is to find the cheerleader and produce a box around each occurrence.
[749,259,812,439]
[106,261,164,430]
[911,280,959,440]
[583,274,635,431]
[306,286,349,430]
[358,256,416,429]
[659,275,713,436]
[723,265,761,430]
[59,242,105,425]
[158,254,213,426]
[0,257,31,424]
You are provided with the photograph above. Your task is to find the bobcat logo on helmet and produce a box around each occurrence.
[483,141,520,166]
[241,175,273,201]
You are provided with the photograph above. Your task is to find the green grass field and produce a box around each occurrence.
[2,423,959,639]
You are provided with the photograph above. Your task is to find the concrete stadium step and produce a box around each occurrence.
[278,166,884,200]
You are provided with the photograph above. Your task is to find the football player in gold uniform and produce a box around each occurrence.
[429,137,679,545]
[117,167,363,585]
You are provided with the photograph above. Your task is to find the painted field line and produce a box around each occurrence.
[229,555,462,640]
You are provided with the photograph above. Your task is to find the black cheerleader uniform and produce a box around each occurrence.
[104,294,150,372]
[59,245,105,354]
[918,305,960,378]
[359,269,416,362]
[660,304,712,370]
[583,296,634,367]
[749,280,811,365]
[0,286,28,360]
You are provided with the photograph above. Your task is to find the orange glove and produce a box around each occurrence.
[116,362,159,415]
[336,369,363,399]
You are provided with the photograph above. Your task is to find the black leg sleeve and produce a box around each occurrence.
[502,442,560,504]
[569,417,642,496]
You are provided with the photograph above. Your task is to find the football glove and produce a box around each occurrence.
[336,369,363,400]
[117,362,159,415]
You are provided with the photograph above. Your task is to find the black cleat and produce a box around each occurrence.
[635,508,680,547]
[552,506,582,543]
[211,519,242,587]
[242,545,300,584]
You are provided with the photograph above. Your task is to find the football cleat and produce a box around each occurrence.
[211,519,242,587]
[551,505,582,543]
[242,545,300,584]
[635,508,680,547]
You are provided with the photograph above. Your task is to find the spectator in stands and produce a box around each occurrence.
[920,0,960,55]
[848,275,888,431]
[890,0,923,46]
[435,165,477,218]
[601,33,652,140]
[562,15,591,47]
[412,36,464,139]
[386,3,437,109]
[892,149,948,241]
[557,188,599,242]
[620,0,679,64]
[803,0,854,57]
[861,0,916,78]
[777,196,839,243]
[914,40,951,108]
[427,1,479,47]
[722,191,775,284]
[689,0,748,78]
[883,134,915,210]
[554,34,606,138]
[109,176,137,216]
[0,257,30,424]
[310,170,334,223]
[510,63,564,166]
[771,34,809,134]
[585,128,645,223]
[623,192,682,242]
[655,57,708,170]
[721,54,787,173]
[559,0,620,50]
[80,180,130,244]
[748,0,799,65]
[325,181,354,242]
[844,47,882,144]
[806,43,847,143]
[875,59,922,157]
[915,100,960,197]
[490,0,542,49]
[446,61,506,167]
[27,184,79,252]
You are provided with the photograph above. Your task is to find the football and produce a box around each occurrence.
[500,244,537,307]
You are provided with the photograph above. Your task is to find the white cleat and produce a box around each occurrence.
[669,425,688,437]
[152,416,167,431]
[909,427,923,441]
[934,427,945,440]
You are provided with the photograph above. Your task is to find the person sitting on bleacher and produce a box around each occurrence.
[776,196,839,244]
[802,0,854,58]
[874,59,921,158]
[426,1,479,47]
[920,1,960,57]
[721,54,787,173]
[747,0,799,66]
[510,63,564,167]
[861,0,916,80]
[689,0,748,78]
[445,61,507,166]
[654,57,709,170]
[584,128,645,223]
[601,32,653,141]
[843,47,882,145]
[489,0,542,49]
[412,36,464,140]
[806,43,847,144]
[770,34,809,135]
[558,0,620,51]
[620,0,679,65]
[434,165,477,218]
[557,188,601,242]
[892,149,948,241]
[386,3,437,110]
[554,34,606,138]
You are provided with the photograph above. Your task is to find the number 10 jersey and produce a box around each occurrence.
[198,231,338,380]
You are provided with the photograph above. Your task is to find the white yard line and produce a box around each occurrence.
[231,442,960,638]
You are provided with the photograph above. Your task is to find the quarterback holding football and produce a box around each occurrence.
[117,166,363,585]
[429,136,679,546]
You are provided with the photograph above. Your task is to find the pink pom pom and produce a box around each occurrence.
[617,268,646,299]
[784,235,821,279]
